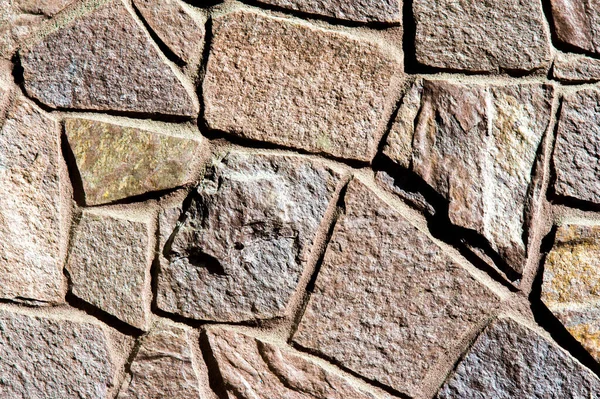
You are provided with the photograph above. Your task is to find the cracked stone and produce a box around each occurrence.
[254,0,401,23]
[157,152,344,322]
[553,88,600,204]
[414,0,552,73]
[437,318,600,398]
[133,0,205,65]
[206,327,382,399]
[67,211,151,330]
[541,223,600,362]
[553,52,600,83]
[400,80,552,275]
[203,9,402,162]
[293,178,500,396]
[550,0,600,56]
[0,308,115,398]
[118,323,201,398]
[0,94,65,303]
[65,118,202,205]
[20,0,198,117]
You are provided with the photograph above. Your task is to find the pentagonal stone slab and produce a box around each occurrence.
[203,9,402,162]
[157,152,344,322]
[550,0,600,56]
[20,0,198,117]
[293,178,500,396]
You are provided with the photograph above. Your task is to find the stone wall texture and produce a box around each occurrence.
[2,0,600,398]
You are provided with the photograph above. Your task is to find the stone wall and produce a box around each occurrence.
[1,0,600,397]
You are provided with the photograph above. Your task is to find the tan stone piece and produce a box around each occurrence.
[553,52,600,83]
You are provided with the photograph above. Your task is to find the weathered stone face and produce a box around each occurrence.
[0,94,65,303]
[67,211,151,330]
[65,118,202,205]
[117,323,201,398]
[550,0,600,56]
[157,152,343,322]
[203,9,402,162]
[541,223,600,362]
[553,52,600,83]
[206,327,380,399]
[20,0,198,117]
[553,88,600,204]
[414,0,552,73]
[293,179,500,396]
[0,308,115,398]
[254,0,401,23]
[437,318,600,398]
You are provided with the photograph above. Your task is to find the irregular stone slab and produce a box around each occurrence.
[414,0,552,72]
[20,0,197,117]
[65,118,202,205]
[437,318,600,398]
[118,323,201,398]
[206,327,381,399]
[254,0,400,23]
[541,223,600,362]
[203,9,402,162]
[553,88,600,204]
[407,80,552,275]
[67,211,151,330]
[0,95,64,303]
[293,179,500,396]
[554,52,600,83]
[550,0,600,55]
[133,0,205,65]
[0,308,115,398]
[157,152,343,322]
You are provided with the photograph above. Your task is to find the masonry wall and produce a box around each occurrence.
[1,0,600,398]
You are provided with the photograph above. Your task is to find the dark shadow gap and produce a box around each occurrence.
[60,128,86,206]
[198,330,231,399]
[197,16,213,134]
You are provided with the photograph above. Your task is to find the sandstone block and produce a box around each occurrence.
[554,52,600,83]
[20,0,198,117]
[203,9,402,162]
[293,179,500,396]
[157,152,343,322]
[550,0,600,55]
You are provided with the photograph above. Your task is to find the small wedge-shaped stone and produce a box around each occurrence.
[0,308,115,398]
[390,80,552,275]
[437,318,600,398]
[20,0,197,116]
[0,94,64,303]
[206,327,382,399]
[65,118,201,205]
[554,52,600,83]
[294,179,500,396]
[157,152,343,322]
[414,0,552,72]
[118,323,201,398]
[551,0,600,56]
[67,211,152,329]
[553,88,600,204]
[254,0,400,23]
[203,9,402,162]
[541,223,600,362]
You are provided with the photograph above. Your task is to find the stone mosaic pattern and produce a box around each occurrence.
[2,0,600,398]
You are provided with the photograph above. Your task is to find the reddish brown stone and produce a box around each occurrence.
[294,179,500,396]
[553,52,600,83]
[550,0,600,55]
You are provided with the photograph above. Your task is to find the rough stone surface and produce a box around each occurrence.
[65,118,201,205]
[550,0,600,55]
[553,88,600,204]
[206,327,380,399]
[203,9,402,162]
[118,323,201,398]
[20,0,197,117]
[437,318,600,398]
[133,0,205,65]
[157,153,342,322]
[541,223,600,362]
[0,94,64,303]
[254,0,400,23]
[414,0,552,72]
[408,80,552,274]
[553,52,600,82]
[67,211,151,330]
[294,179,500,396]
[0,308,115,398]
